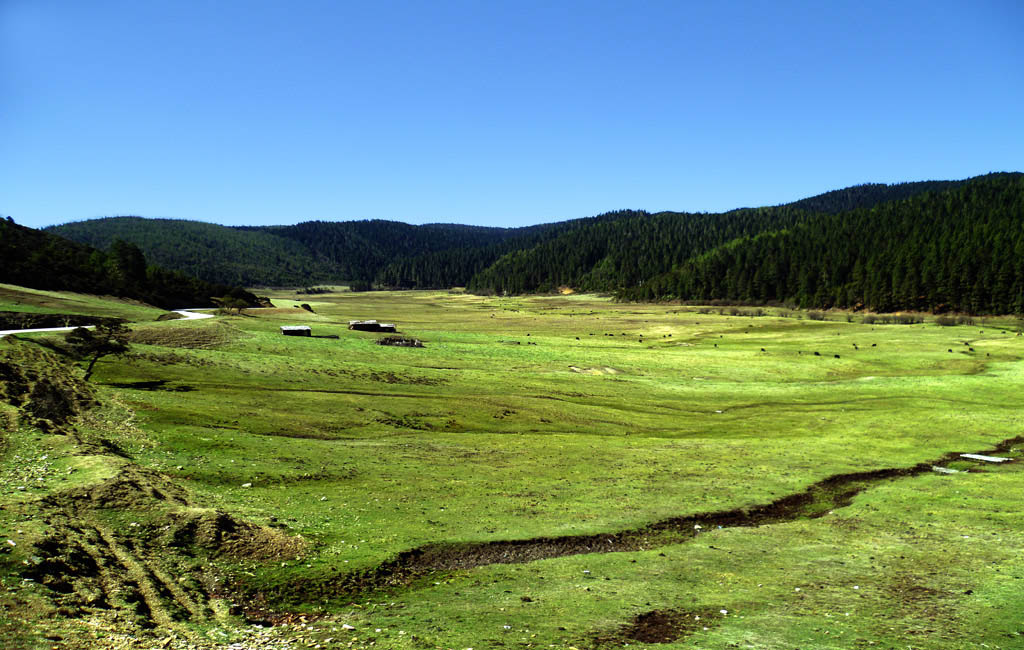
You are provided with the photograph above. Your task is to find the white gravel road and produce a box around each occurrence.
[0,309,216,337]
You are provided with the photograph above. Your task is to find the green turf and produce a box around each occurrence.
[3,288,1023,649]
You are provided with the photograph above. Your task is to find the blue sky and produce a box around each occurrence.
[3,0,1022,229]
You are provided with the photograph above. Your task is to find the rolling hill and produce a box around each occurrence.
[42,173,1024,314]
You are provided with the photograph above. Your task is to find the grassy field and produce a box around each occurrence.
[2,288,1023,649]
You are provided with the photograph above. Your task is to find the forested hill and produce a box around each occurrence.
[48,218,534,286]
[463,177,982,296]
[374,210,644,289]
[618,173,1024,314]
[0,219,258,309]
[466,206,815,294]
[782,179,966,214]
[40,173,1023,314]
[242,220,525,284]
[48,217,335,286]
[47,212,638,288]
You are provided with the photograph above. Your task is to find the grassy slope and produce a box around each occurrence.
[0,283,166,321]
[2,288,1023,649]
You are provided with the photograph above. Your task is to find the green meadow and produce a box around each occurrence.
[2,289,1023,649]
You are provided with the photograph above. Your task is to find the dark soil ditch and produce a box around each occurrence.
[238,436,1022,614]
[592,608,726,646]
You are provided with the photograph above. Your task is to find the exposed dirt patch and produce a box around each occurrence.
[0,340,97,432]
[568,366,622,375]
[592,608,725,645]
[107,379,196,392]
[126,322,239,349]
[45,466,190,511]
[163,510,307,561]
[28,466,307,640]
[126,350,216,367]
[248,307,309,316]
[374,414,433,430]
[376,335,423,347]
[155,312,186,321]
[365,370,444,385]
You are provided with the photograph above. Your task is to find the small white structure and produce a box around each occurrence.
[280,325,312,337]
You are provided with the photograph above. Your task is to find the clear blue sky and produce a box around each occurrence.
[3,0,1022,229]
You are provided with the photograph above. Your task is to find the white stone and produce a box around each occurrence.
[960,453,1011,463]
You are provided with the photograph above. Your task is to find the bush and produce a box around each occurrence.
[863,314,924,325]
[937,315,975,326]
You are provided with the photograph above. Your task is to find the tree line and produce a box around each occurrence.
[1,218,258,309]
[36,172,1024,314]
[618,173,1024,314]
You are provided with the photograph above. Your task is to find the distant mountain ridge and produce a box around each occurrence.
[42,173,1024,313]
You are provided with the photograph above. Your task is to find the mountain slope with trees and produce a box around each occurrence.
[38,173,1024,314]
[0,219,258,309]
[48,218,531,286]
[619,173,1024,314]
[47,217,327,286]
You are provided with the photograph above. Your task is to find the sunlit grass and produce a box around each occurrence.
[6,286,1023,649]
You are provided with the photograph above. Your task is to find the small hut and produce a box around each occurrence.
[280,325,312,337]
[348,320,396,332]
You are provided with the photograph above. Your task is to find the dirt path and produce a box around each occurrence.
[0,308,214,337]
[0,324,96,337]
[171,309,216,320]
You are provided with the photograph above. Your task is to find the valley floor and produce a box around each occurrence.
[2,289,1022,649]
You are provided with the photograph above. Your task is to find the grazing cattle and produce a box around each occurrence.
[760,348,766,352]
[834,354,840,359]
[814,351,820,356]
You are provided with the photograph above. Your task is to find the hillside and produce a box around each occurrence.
[0,218,258,309]
[42,173,1024,314]
[781,178,966,214]
[373,210,643,289]
[245,219,525,284]
[48,217,531,286]
[620,173,1024,314]
[48,217,327,286]
[465,176,982,297]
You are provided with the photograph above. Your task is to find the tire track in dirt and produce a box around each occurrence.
[246,436,1022,611]
[93,525,191,632]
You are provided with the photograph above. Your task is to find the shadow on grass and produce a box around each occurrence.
[107,379,195,392]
